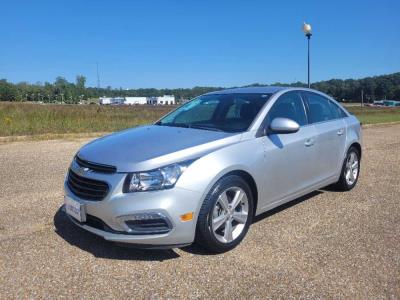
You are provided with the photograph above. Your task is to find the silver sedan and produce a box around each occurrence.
[64,87,362,253]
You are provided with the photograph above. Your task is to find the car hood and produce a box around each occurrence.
[77,125,242,172]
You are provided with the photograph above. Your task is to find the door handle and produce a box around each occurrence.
[304,138,314,147]
[337,129,344,136]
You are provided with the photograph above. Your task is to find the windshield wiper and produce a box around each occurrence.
[155,123,190,128]
[189,125,224,132]
[156,122,224,132]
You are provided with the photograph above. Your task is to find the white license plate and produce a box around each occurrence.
[64,196,86,222]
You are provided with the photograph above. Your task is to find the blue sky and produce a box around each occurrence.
[1,0,399,88]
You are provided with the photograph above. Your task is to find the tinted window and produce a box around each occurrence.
[174,99,218,124]
[157,93,271,132]
[226,98,249,119]
[302,92,335,123]
[266,92,307,126]
[329,101,348,119]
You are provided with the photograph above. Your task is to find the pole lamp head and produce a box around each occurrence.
[302,22,312,38]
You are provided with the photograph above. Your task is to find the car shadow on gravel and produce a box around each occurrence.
[54,191,324,258]
[253,190,323,223]
[53,207,180,261]
[181,190,324,256]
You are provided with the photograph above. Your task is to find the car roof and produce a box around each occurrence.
[205,86,291,95]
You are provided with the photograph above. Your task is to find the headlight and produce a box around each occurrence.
[123,160,194,192]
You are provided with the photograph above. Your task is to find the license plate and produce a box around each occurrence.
[64,195,86,222]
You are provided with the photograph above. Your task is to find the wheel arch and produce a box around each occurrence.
[349,142,362,160]
[219,170,259,216]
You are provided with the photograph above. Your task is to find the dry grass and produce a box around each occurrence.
[0,102,175,136]
[1,102,400,137]
[346,106,400,124]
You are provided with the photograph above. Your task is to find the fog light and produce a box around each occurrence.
[117,212,172,235]
[180,212,193,222]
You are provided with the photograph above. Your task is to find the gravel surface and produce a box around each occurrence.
[0,125,399,299]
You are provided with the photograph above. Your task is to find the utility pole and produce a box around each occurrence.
[96,62,101,96]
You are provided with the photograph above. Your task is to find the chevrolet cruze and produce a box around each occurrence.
[64,87,362,253]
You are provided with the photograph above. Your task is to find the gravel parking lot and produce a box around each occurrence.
[0,125,399,299]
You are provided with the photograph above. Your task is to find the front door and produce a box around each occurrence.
[259,91,319,210]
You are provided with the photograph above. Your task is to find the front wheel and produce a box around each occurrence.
[195,175,254,253]
[335,146,361,191]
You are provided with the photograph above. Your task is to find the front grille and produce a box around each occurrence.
[67,170,109,201]
[75,156,116,174]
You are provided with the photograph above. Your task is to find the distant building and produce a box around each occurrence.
[99,97,126,105]
[125,97,148,105]
[99,95,176,105]
[148,95,175,105]
[110,97,125,105]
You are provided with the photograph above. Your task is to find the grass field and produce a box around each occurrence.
[346,106,400,125]
[0,102,174,136]
[0,102,399,137]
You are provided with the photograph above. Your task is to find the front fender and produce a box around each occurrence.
[175,137,264,219]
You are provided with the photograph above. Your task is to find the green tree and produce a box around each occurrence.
[1,72,400,103]
[0,79,17,101]
[76,75,86,100]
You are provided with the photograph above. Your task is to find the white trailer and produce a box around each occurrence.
[99,97,112,105]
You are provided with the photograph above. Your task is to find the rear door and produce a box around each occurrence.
[301,92,347,180]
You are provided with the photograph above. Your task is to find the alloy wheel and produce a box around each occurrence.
[345,151,359,186]
[211,187,249,243]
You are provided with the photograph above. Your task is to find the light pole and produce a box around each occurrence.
[302,22,312,88]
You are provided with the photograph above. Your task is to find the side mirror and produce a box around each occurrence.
[268,118,300,134]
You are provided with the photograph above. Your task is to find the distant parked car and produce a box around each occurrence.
[64,87,362,253]
[373,100,385,107]
[383,100,400,107]
[373,100,400,107]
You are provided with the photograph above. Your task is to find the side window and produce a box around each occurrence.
[329,101,348,119]
[266,92,307,126]
[302,92,335,123]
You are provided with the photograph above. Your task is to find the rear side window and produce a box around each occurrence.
[329,101,348,119]
[266,92,307,126]
[302,92,336,123]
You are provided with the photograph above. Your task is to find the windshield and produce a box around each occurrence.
[156,93,272,132]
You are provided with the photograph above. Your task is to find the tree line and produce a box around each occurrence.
[0,72,399,104]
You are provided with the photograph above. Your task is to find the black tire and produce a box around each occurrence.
[195,175,254,253]
[335,146,361,191]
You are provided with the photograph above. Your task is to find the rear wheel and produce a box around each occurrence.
[335,146,360,191]
[195,175,254,253]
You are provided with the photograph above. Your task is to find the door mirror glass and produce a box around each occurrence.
[268,118,300,134]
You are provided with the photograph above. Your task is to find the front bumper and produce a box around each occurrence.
[64,170,203,246]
